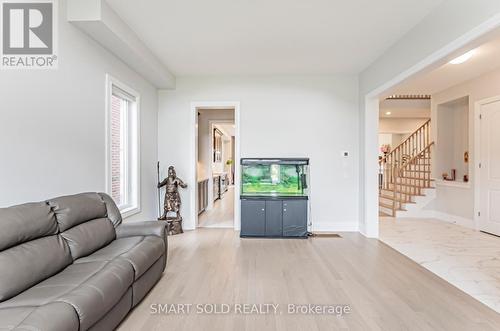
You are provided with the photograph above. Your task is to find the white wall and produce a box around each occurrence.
[379,118,428,134]
[435,98,469,181]
[159,75,359,232]
[222,138,232,172]
[426,67,500,221]
[0,0,159,222]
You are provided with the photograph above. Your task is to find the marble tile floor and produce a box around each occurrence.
[380,217,500,313]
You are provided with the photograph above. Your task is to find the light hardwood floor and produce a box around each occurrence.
[198,187,234,228]
[118,229,500,331]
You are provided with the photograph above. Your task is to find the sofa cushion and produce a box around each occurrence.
[119,236,165,279]
[56,259,134,330]
[0,235,72,301]
[0,306,35,330]
[75,236,165,280]
[61,218,116,260]
[1,302,80,331]
[87,288,132,331]
[48,193,107,232]
[0,202,58,251]
[0,261,108,308]
[132,255,165,307]
[75,236,145,263]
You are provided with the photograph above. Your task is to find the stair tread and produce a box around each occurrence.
[380,189,426,196]
[379,202,407,211]
[391,183,433,188]
[400,177,435,181]
[379,194,414,202]
[402,170,431,173]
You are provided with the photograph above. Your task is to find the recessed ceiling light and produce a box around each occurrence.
[449,50,475,65]
[385,112,392,115]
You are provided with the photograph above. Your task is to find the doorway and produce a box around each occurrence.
[198,119,235,228]
[477,96,500,236]
[363,24,500,238]
[189,102,241,231]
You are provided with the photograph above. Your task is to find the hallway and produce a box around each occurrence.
[198,187,234,228]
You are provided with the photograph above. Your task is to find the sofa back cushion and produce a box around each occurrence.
[61,218,115,259]
[0,235,72,301]
[98,193,122,227]
[0,202,58,251]
[48,193,108,232]
[48,193,118,260]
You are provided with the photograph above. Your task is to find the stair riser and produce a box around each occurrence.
[379,205,395,216]
[379,196,395,205]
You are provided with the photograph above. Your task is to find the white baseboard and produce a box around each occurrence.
[432,211,476,230]
[401,210,476,230]
[311,222,359,233]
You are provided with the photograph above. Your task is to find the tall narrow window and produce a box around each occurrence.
[106,75,140,217]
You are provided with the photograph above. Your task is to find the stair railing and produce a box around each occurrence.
[392,142,434,213]
[379,119,431,216]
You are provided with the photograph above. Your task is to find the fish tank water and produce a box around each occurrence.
[241,158,309,197]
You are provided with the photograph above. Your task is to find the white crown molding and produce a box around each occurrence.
[67,0,175,89]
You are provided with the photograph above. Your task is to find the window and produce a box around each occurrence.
[106,75,140,218]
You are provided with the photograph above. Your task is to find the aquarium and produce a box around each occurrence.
[241,158,309,197]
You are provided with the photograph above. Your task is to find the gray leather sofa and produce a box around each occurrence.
[0,192,167,331]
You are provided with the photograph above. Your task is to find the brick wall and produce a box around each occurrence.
[110,95,122,205]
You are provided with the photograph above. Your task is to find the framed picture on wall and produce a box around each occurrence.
[213,128,223,162]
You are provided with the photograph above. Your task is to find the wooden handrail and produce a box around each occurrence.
[379,119,430,166]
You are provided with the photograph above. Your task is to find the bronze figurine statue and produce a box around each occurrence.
[158,166,187,235]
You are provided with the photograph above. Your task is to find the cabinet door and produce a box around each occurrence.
[241,200,266,237]
[265,200,283,237]
[282,200,308,237]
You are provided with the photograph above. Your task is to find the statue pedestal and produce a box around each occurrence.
[158,216,183,236]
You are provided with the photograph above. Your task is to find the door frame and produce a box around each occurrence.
[189,101,241,231]
[474,95,500,231]
[363,16,500,238]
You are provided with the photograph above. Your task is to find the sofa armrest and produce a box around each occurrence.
[116,221,168,257]
[116,221,166,239]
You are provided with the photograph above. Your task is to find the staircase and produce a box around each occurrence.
[379,119,434,217]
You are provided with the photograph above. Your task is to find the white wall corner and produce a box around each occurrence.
[67,0,175,89]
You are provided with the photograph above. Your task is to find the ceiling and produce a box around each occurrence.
[106,0,444,76]
[379,99,431,118]
[387,31,500,96]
